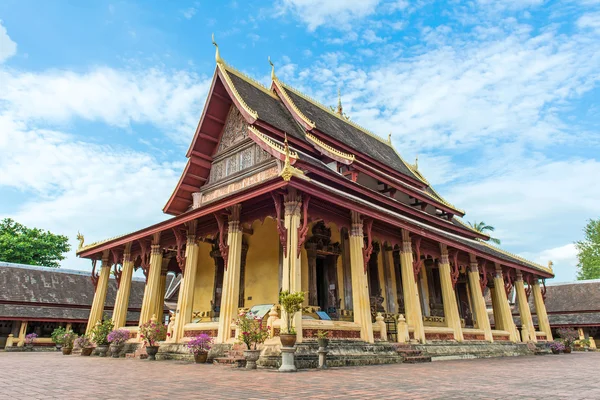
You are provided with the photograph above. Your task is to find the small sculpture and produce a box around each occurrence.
[77,231,85,249]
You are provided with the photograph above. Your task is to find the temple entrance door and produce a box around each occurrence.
[456,281,473,327]
[316,255,340,318]
[316,257,329,313]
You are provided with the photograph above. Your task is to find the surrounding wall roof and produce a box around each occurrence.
[541,280,600,313]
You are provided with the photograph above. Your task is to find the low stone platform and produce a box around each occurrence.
[413,341,533,361]
[156,342,232,362]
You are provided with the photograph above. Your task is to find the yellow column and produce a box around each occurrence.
[399,229,425,343]
[173,223,200,343]
[112,244,134,328]
[515,272,537,343]
[86,251,111,335]
[438,244,463,341]
[217,204,243,344]
[152,256,170,323]
[349,211,374,343]
[532,280,553,341]
[467,255,493,342]
[16,321,27,347]
[139,235,163,325]
[280,192,304,342]
[491,265,518,342]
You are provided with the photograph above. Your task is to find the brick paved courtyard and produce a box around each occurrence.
[2,352,599,399]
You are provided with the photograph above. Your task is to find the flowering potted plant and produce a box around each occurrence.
[51,327,66,351]
[187,333,213,363]
[139,319,167,360]
[91,318,114,357]
[74,335,94,356]
[316,330,330,349]
[107,329,130,358]
[279,291,305,347]
[557,328,578,353]
[235,311,270,369]
[549,341,565,355]
[24,333,37,350]
[60,330,77,355]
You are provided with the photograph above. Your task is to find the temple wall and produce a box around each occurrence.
[243,218,279,308]
[192,241,216,313]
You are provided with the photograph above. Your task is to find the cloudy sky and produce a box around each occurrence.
[1,0,598,282]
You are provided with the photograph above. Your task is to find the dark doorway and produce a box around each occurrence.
[212,258,224,316]
[456,281,473,327]
[316,258,328,312]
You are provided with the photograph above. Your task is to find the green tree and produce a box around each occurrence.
[576,218,600,280]
[0,218,70,268]
[468,221,501,245]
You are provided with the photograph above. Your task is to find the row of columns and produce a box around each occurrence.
[85,200,553,345]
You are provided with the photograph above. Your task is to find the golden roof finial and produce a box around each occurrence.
[212,33,222,64]
[268,56,276,80]
[548,260,554,271]
[388,132,392,144]
[415,154,419,170]
[337,87,343,116]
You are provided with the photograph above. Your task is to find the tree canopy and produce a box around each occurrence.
[0,218,71,268]
[576,218,600,280]
[467,221,501,245]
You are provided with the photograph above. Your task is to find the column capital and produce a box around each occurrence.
[151,244,162,255]
[123,252,131,263]
[101,249,111,268]
[400,229,411,253]
[439,243,449,264]
[494,263,503,278]
[350,211,363,237]
[468,263,479,273]
[515,270,524,281]
[228,204,242,232]
[284,189,301,217]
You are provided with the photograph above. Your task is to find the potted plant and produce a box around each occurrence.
[186,333,213,363]
[24,333,37,351]
[557,328,578,354]
[91,318,114,357]
[578,338,591,352]
[51,327,66,351]
[75,335,94,356]
[235,311,270,369]
[549,341,565,355]
[139,319,167,360]
[107,329,130,358]
[278,291,305,347]
[61,330,77,355]
[316,330,330,349]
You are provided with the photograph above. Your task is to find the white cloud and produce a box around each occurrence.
[0,21,17,63]
[577,12,600,33]
[522,243,579,283]
[182,7,197,19]
[277,0,381,31]
[0,67,211,144]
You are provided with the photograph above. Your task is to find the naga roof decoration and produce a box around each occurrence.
[306,132,355,164]
[247,125,299,162]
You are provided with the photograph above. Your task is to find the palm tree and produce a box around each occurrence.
[468,221,501,245]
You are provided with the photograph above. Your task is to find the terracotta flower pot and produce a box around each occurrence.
[81,347,94,356]
[193,352,208,364]
[62,347,73,355]
[111,344,124,358]
[564,346,572,354]
[146,345,159,360]
[280,334,297,348]
[96,344,109,357]
[244,349,261,369]
[551,348,560,355]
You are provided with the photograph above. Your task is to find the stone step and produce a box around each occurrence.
[403,355,432,363]
[213,357,246,368]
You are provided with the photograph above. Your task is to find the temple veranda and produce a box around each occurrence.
[76,41,555,360]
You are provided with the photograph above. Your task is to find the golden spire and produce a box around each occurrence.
[336,87,343,116]
[212,33,222,64]
[388,132,392,144]
[269,56,276,80]
[414,154,419,170]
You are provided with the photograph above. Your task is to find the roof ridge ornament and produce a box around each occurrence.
[415,154,419,170]
[212,33,222,64]
[337,87,343,116]
[269,56,276,80]
[280,133,306,182]
[388,132,392,144]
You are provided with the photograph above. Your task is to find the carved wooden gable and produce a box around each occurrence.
[208,106,272,185]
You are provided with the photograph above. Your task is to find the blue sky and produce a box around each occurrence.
[1,0,599,282]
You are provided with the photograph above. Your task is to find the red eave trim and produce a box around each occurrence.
[79,179,288,258]
[299,161,482,240]
[288,178,553,279]
[186,68,221,159]
[163,159,192,216]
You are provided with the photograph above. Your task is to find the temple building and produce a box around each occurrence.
[76,40,555,359]
[0,261,153,349]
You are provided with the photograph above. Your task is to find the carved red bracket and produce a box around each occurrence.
[525,274,532,299]
[504,270,514,298]
[214,213,229,270]
[271,193,288,254]
[90,259,99,289]
[297,194,311,258]
[113,263,123,289]
[173,226,187,275]
[138,239,151,283]
[449,249,460,288]
[362,218,374,273]
[541,279,547,301]
[478,260,488,293]
[412,236,423,281]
